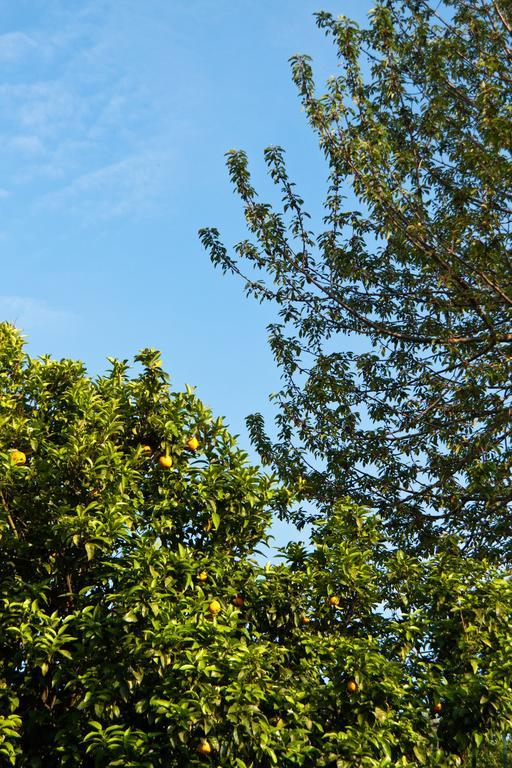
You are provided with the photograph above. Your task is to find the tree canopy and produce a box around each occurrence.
[200,0,512,560]
[2,322,512,766]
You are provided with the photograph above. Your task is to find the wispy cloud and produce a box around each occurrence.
[8,134,45,156]
[0,32,41,63]
[0,3,187,225]
[0,296,76,330]
[39,148,174,221]
[0,81,86,139]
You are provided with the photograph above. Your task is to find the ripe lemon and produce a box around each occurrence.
[347,680,358,694]
[141,445,152,454]
[208,599,221,616]
[187,436,199,451]
[301,614,311,624]
[433,702,442,714]
[197,739,212,755]
[158,455,173,469]
[198,571,208,582]
[10,450,26,465]
[329,596,340,607]
[233,594,245,608]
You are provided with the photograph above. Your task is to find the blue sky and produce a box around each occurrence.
[0,0,371,542]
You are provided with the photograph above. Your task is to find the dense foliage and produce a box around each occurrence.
[1,322,511,766]
[200,0,512,560]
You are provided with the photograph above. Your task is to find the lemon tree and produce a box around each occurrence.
[1,322,511,767]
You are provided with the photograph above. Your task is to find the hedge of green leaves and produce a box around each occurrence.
[1,323,511,767]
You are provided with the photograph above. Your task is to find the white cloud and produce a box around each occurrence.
[39,149,173,220]
[9,135,45,155]
[0,82,86,139]
[0,32,40,63]
[0,296,76,330]
[0,5,188,225]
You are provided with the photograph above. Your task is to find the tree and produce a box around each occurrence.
[200,0,512,560]
[1,321,512,766]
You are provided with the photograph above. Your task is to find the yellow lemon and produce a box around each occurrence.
[197,739,212,755]
[208,600,221,616]
[10,450,26,465]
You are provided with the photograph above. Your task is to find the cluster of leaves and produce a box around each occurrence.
[1,323,512,767]
[200,0,512,560]
[477,736,512,768]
